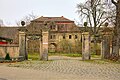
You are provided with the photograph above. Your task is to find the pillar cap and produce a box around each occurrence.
[18,27,28,32]
[82,32,89,35]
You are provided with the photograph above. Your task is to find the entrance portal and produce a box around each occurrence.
[18,26,49,60]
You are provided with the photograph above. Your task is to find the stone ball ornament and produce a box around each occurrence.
[104,22,108,27]
[21,21,25,26]
[84,22,88,27]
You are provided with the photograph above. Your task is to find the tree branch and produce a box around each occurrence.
[96,17,109,33]
[111,0,117,6]
[96,12,105,25]
[87,12,94,33]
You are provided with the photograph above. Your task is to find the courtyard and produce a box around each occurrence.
[0,0,120,80]
[0,55,120,80]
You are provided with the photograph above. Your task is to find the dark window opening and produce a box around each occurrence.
[50,35,52,39]
[75,35,77,39]
[63,35,65,39]
[53,25,56,29]
[69,35,72,39]
[50,26,52,29]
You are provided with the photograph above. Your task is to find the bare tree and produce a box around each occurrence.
[16,12,38,26]
[77,0,113,54]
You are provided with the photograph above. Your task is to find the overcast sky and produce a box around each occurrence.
[0,0,85,26]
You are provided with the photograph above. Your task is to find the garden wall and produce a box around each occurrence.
[0,44,19,58]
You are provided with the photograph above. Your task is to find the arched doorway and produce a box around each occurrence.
[49,43,57,53]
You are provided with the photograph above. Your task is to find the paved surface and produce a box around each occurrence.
[0,56,120,80]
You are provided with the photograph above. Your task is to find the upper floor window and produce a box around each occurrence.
[50,34,56,39]
[50,25,56,30]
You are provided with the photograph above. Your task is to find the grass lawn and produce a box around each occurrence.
[28,53,102,60]
[27,53,120,64]
[28,53,40,60]
[48,53,82,57]
[28,53,82,60]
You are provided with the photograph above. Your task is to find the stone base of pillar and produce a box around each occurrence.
[41,49,48,61]
[82,53,90,60]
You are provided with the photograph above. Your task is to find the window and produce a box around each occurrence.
[60,24,64,30]
[69,35,72,39]
[50,35,56,39]
[50,25,52,29]
[50,35,52,39]
[52,25,56,29]
[75,35,77,39]
[53,35,56,39]
[63,35,65,39]
[50,25,56,30]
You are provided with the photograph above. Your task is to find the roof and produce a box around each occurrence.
[0,27,19,43]
[32,16,74,23]
[0,36,12,41]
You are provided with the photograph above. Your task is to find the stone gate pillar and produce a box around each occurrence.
[39,25,49,61]
[18,27,28,60]
[39,36,43,60]
[82,32,91,60]
[101,29,111,59]
[41,31,48,60]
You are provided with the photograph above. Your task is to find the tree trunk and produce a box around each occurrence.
[111,35,119,60]
[111,0,120,60]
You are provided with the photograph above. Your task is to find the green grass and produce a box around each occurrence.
[48,53,82,57]
[91,54,101,58]
[63,53,82,57]
[28,52,100,58]
[28,53,40,60]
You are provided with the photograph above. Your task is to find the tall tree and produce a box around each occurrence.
[110,0,120,60]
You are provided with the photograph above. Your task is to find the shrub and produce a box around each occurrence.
[5,53,11,60]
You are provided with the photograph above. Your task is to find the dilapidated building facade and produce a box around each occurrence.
[27,16,82,53]
[0,16,83,53]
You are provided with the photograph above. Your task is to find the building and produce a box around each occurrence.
[26,16,82,53]
[0,16,83,53]
[0,16,111,54]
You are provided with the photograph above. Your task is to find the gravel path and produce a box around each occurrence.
[0,56,120,80]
